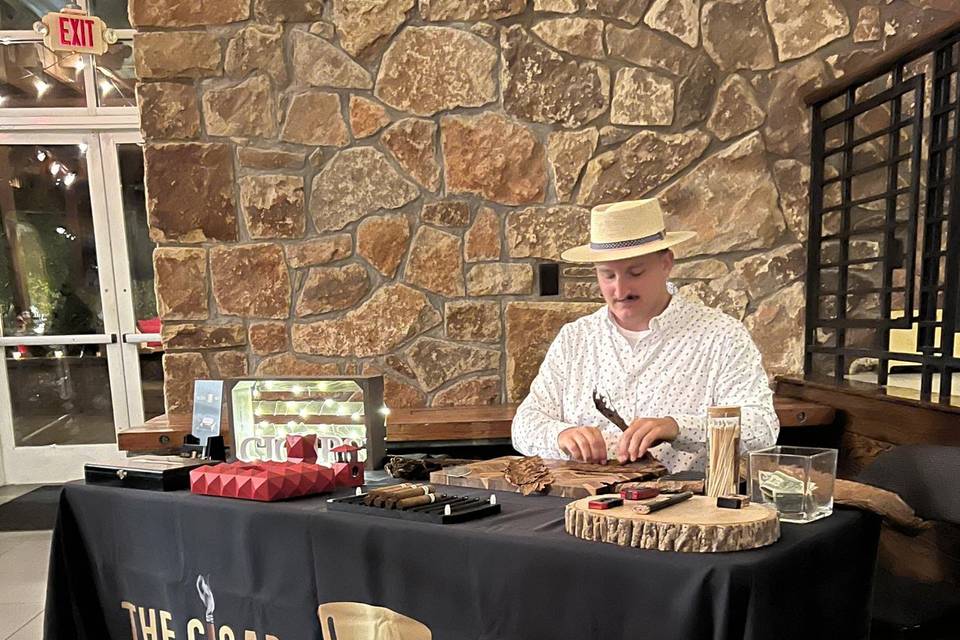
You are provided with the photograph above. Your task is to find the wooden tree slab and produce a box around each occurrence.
[565,495,780,552]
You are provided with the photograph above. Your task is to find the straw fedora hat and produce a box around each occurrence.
[560,198,696,263]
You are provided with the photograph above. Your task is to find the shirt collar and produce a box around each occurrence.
[603,281,684,334]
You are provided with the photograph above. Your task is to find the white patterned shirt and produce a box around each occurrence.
[511,284,780,473]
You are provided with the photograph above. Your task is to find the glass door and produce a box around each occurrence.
[0,131,146,483]
[99,131,164,426]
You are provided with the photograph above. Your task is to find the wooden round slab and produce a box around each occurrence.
[565,495,780,553]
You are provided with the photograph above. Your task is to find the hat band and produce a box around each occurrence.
[590,230,666,251]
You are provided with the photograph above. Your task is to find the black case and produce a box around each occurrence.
[84,456,213,491]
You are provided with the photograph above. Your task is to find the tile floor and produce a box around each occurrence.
[0,484,49,640]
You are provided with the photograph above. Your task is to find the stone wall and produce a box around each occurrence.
[132,0,960,414]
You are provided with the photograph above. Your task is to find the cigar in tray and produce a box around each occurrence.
[395,493,438,509]
[369,485,432,507]
[633,491,694,515]
[363,483,418,505]
[384,486,435,508]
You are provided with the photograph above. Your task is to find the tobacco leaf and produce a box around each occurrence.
[504,456,555,496]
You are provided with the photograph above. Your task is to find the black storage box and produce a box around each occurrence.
[84,456,213,491]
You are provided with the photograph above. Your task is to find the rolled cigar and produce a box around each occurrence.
[363,483,418,505]
[372,485,431,507]
[383,486,434,508]
[368,483,418,495]
[395,493,437,509]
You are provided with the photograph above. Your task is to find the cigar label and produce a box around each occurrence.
[633,491,694,514]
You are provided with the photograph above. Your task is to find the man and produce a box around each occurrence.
[511,198,779,472]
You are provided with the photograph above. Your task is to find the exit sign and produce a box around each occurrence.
[40,9,108,56]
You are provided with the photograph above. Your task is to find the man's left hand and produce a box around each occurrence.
[617,417,679,464]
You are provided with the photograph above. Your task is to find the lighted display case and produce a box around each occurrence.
[226,376,386,469]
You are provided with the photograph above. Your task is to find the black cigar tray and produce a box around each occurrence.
[84,456,214,491]
[326,492,501,524]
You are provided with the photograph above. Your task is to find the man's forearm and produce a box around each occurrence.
[511,403,574,459]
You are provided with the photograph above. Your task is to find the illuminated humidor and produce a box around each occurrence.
[226,375,387,470]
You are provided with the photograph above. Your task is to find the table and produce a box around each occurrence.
[45,482,879,640]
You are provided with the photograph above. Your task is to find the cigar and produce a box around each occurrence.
[372,485,431,507]
[395,493,437,509]
[633,491,694,515]
[383,486,434,508]
[368,483,418,495]
[363,483,418,505]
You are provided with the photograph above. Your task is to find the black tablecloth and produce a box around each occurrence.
[45,482,879,640]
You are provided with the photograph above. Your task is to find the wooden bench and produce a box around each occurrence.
[117,397,835,453]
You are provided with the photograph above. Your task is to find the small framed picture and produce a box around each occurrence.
[192,380,224,444]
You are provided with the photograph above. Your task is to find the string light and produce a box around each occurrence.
[55,226,76,240]
[63,172,77,187]
[351,412,362,422]
[0,95,6,105]
[98,79,114,95]
[53,350,64,359]
[78,142,88,154]
[379,406,391,416]
[291,384,304,395]
[11,352,22,360]
[49,161,61,176]
[34,79,51,97]
[36,149,47,162]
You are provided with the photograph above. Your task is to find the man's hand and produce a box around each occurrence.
[617,417,679,463]
[558,426,607,463]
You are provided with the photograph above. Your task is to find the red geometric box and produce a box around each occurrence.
[190,461,335,502]
[286,434,318,464]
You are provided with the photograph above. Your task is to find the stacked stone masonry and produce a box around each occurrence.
[134,0,960,413]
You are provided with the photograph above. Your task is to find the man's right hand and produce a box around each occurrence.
[558,426,607,463]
